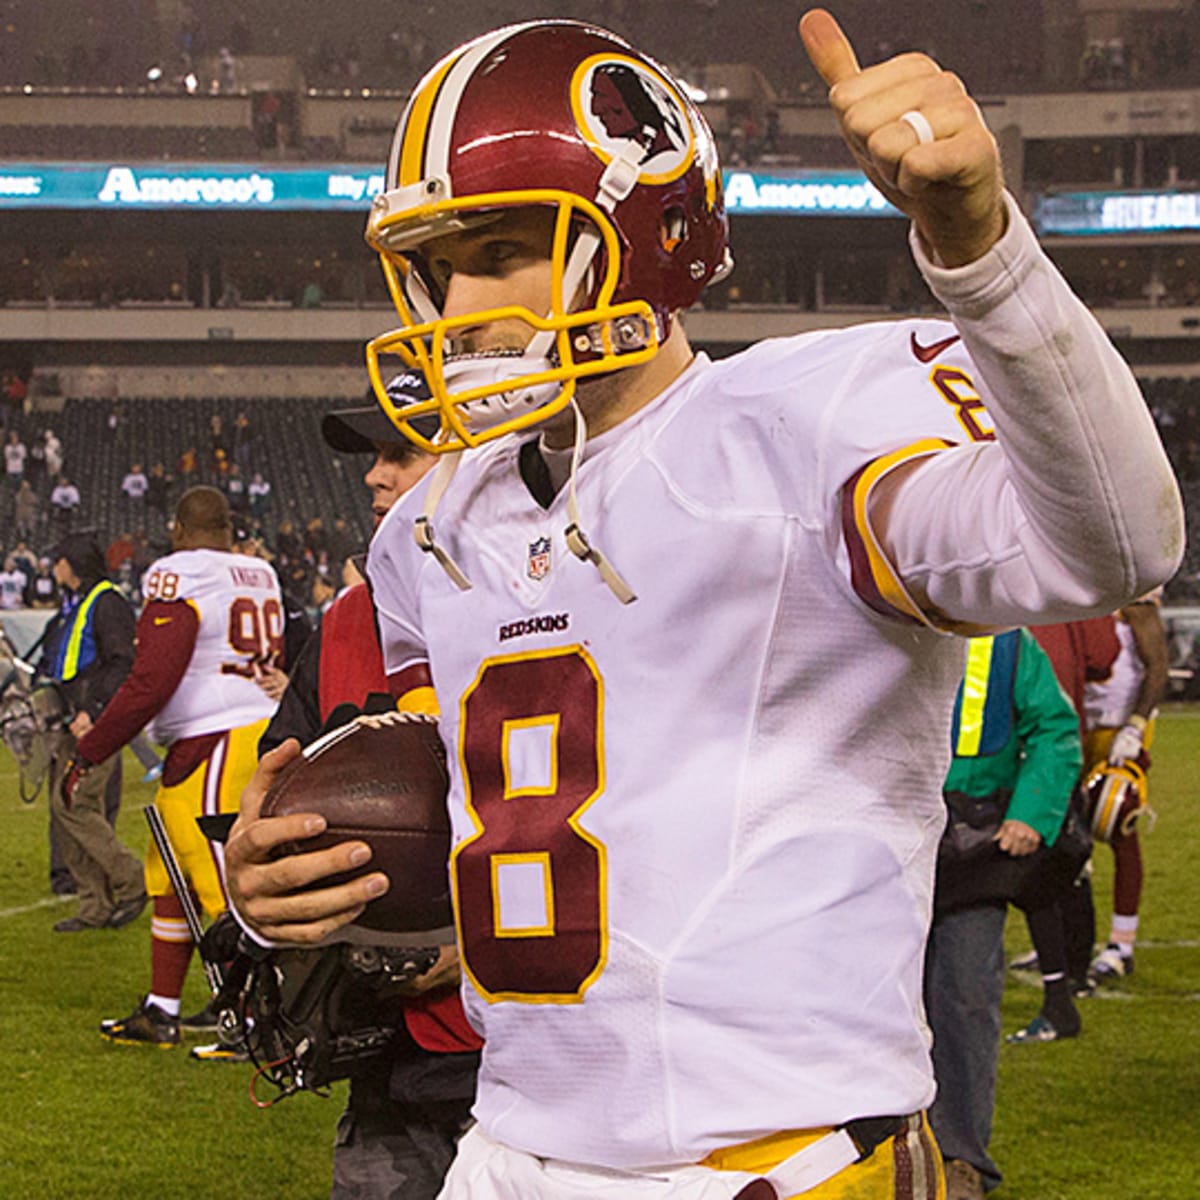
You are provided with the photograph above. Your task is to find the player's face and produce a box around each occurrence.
[418,207,558,356]
[365,448,434,527]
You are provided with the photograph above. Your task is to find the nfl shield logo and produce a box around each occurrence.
[527,536,552,582]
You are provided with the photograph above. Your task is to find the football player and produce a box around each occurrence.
[1081,593,1170,984]
[226,12,1183,1200]
[66,487,284,1046]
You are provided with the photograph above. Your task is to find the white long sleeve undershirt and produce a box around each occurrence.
[880,193,1184,629]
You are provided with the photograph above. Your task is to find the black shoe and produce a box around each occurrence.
[99,997,180,1047]
[50,876,77,896]
[1041,1003,1082,1039]
[54,916,104,933]
[107,893,148,928]
[180,999,221,1036]
[1089,943,1133,985]
[189,1041,249,1063]
[1008,949,1039,972]
[1005,1012,1080,1044]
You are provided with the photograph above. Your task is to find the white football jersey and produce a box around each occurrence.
[1083,613,1145,729]
[369,325,999,1169]
[142,548,282,743]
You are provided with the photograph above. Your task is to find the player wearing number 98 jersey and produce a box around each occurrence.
[78,487,283,1046]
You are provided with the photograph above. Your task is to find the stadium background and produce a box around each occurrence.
[0,2,1197,1197]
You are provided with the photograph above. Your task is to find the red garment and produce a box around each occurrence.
[162,731,224,788]
[151,893,195,994]
[1031,616,1119,733]
[317,583,390,718]
[106,537,135,574]
[317,583,482,1055]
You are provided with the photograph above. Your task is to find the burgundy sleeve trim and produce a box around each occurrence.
[76,600,199,764]
[388,661,433,700]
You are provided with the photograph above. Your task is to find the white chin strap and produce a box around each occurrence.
[413,451,471,591]
[410,148,645,602]
[563,399,636,604]
[412,401,636,605]
[440,352,562,434]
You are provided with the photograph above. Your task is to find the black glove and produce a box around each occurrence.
[318,693,396,738]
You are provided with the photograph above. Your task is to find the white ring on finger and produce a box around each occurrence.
[900,109,935,146]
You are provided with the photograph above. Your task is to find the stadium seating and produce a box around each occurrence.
[1142,378,1200,599]
[19,395,373,554]
[0,123,261,161]
[0,379,1194,603]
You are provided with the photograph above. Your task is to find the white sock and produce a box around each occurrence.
[148,993,181,1017]
[1111,914,1138,956]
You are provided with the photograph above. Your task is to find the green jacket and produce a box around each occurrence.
[945,628,1081,846]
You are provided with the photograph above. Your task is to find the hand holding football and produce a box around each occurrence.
[260,712,453,944]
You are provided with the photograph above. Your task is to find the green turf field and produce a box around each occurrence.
[0,710,1196,1199]
[0,755,343,1200]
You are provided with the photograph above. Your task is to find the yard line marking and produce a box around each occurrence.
[1010,938,1200,957]
[0,896,72,919]
[1007,975,1200,1001]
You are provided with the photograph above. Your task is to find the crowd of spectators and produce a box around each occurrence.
[0,542,59,610]
[4,0,1198,99]
[1081,27,1195,91]
[1,420,71,541]
[0,398,371,631]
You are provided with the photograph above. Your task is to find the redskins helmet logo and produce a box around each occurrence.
[571,54,694,183]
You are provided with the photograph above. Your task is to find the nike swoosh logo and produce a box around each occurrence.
[910,331,961,363]
[153,617,171,625]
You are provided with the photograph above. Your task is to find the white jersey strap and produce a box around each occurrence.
[563,400,636,605]
[759,1115,910,1197]
[413,451,472,591]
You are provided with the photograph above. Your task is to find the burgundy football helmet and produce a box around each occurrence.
[1079,760,1153,843]
[364,21,731,452]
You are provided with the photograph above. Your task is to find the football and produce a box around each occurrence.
[261,712,453,944]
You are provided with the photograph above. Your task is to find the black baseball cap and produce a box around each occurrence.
[51,531,107,582]
[322,371,439,453]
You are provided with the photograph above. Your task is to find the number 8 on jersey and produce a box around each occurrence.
[454,646,608,1003]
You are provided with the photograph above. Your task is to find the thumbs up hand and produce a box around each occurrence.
[800,8,1007,267]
